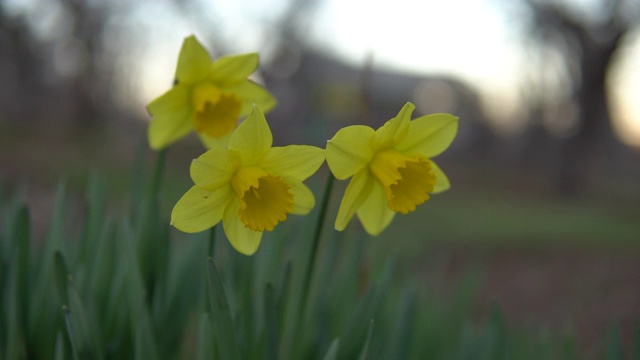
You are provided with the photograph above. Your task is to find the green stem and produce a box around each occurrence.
[300,173,334,313]
[290,172,335,358]
[150,148,167,200]
[141,147,167,303]
[208,225,216,259]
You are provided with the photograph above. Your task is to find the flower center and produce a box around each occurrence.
[369,149,436,214]
[231,167,294,232]
[192,83,241,139]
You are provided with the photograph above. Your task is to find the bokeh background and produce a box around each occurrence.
[1,0,639,357]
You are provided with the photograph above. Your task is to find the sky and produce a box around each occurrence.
[6,0,640,146]
[130,0,640,146]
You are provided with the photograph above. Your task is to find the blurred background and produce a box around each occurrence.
[1,0,639,356]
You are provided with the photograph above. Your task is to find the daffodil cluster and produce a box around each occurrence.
[148,35,458,255]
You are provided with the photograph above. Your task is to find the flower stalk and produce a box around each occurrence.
[290,171,335,358]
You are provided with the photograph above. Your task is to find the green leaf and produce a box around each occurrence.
[129,141,147,225]
[81,172,107,265]
[133,308,160,360]
[28,183,68,354]
[68,280,103,359]
[357,319,374,360]
[54,252,71,308]
[387,289,417,359]
[54,331,67,360]
[196,313,215,360]
[89,222,116,306]
[635,322,640,360]
[264,283,279,360]
[12,205,30,311]
[606,322,623,360]
[62,304,80,360]
[43,181,67,258]
[276,261,292,334]
[322,339,340,360]
[5,260,26,360]
[207,258,240,360]
[487,302,506,360]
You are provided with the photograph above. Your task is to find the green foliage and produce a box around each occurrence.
[0,161,577,359]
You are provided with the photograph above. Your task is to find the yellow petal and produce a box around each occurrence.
[209,53,259,87]
[429,160,451,194]
[326,125,375,180]
[371,102,414,149]
[147,84,190,115]
[171,185,233,233]
[260,146,325,182]
[229,105,272,166]
[288,180,315,215]
[146,86,192,150]
[223,198,263,255]
[175,35,212,84]
[190,148,242,189]
[227,80,277,116]
[356,181,396,236]
[396,113,458,158]
[335,169,375,231]
[198,131,233,149]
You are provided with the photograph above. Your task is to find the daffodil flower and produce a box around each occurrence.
[326,102,458,236]
[147,35,276,150]
[171,106,325,255]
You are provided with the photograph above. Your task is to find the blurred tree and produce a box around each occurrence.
[62,0,110,130]
[0,4,47,124]
[0,0,133,132]
[519,0,639,194]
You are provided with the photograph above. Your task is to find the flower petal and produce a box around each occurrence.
[326,125,375,180]
[229,105,272,166]
[209,53,259,87]
[190,148,242,189]
[227,80,277,117]
[429,160,451,194]
[356,181,396,236]
[147,85,192,150]
[175,35,212,84]
[198,131,233,149]
[335,169,375,231]
[261,145,325,182]
[171,185,233,233]
[288,180,315,215]
[396,113,458,158]
[371,102,414,149]
[223,198,263,255]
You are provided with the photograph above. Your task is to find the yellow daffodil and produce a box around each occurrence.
[147,35,276,150]
[326,102,458,236]
[171,105,325,255]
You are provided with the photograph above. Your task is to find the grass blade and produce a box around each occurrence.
[196,313,215,360]
[357,319,374,360]
[322,339,340,360]
[207,258,240,360]
[264,283,279,360]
